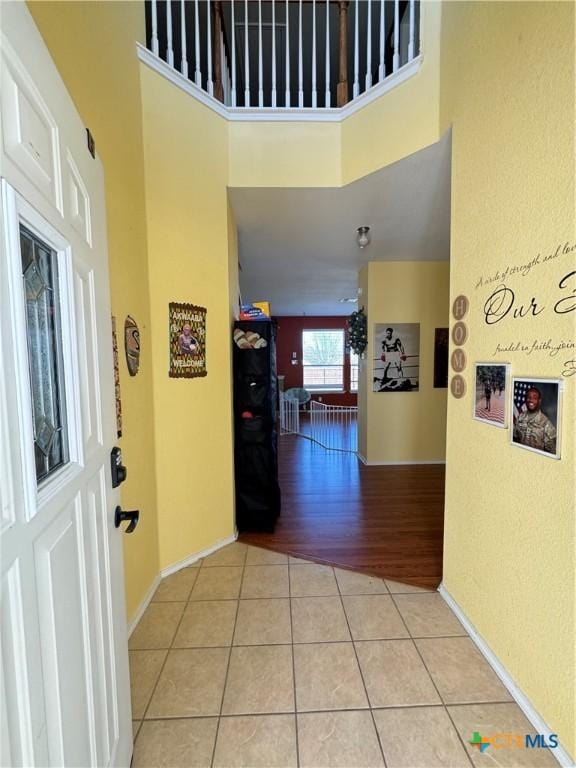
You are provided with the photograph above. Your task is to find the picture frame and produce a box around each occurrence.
[373,323,420,392]
[473,363,509,428]
[510,377,562,459]
[169,302,207,378]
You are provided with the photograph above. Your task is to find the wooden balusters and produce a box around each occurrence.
[271,0,277,107]
[336,0,349,107]
[231,0,237,105]
[180,0,188,77]
[365,0,372,90]
[393,0,400,72]
[194,0,201,86]
[146,0,420,112]
[151,0,159,55]
[298,0,304,107]
[244,0,250,105]
[378,0,385,81]
[258,0,264,106]
[408,0,415,61]
[166,0,174,66]
[325,0,331,107]
[285,0,291,107]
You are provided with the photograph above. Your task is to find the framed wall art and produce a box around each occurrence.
[169,302,207,378]
[511,377,562,459]
[373,323,420,392]
[473,363,509,427]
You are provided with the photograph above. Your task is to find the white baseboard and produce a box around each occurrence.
[127,531,238,636]
[358,454,446,466]
[160,531,238,578]
[127,573,161,638]
[438,583,574,768]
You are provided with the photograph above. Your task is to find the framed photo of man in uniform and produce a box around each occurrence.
[511,377,562,459]
[373,323,420,392]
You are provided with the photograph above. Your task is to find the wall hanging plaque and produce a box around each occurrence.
[373,323,420,392]
[451,321,468,347]
[450,374,466,399]
[169,302,207,378]
[111,316,122,438]
[452,294,469,320]
[451,348,467,373]
[124,315,140,376]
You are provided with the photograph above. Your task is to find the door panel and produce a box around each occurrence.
[0,5,132,767]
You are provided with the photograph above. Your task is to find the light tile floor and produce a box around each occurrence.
[130,543,558,768]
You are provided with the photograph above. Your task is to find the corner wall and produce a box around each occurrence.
[440,1,575,755]
[359,261,449,463]
[28,1,160,620]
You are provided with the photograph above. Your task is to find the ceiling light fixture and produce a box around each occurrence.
[356,226,371,249]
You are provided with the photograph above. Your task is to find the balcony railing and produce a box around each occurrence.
[144,1,421,111]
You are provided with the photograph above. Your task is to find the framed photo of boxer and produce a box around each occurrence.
[511,377,562,459]
[373,323,420,392]
[473,363,509,427]
[168,302,207,378]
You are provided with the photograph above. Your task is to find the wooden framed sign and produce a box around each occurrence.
[169,302,207,378]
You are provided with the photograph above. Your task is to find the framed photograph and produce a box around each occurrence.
[373,323,420,392]
[169,302,207,378]
[473,363,509,427]
[511,377,562,459]
[433,328,449,388]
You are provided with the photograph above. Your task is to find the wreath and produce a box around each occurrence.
[347,307,367,355]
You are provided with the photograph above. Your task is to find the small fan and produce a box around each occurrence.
[284,387,311,408]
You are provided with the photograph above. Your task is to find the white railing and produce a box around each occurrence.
[146,0,420,111]
[279,390,300,434]
[309,400,357,452]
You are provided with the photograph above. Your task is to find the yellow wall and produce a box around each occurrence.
[359,261,449,463]
[228,1,442,189]
[140,65,236,569]
[28,1,160,621]
[341,0,442,185]
[440,1,575,755]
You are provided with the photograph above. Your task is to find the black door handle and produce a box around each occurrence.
[114,506,140,534]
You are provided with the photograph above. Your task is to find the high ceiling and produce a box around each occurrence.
[229,132,451,316]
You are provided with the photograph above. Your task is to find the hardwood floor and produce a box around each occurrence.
[238,433,445,589]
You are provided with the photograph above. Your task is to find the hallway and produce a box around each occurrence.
[129,542,555,767]
[239,434,445,589]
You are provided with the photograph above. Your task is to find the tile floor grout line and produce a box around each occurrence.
[388,592,476,768]
[209,549,248,768]
[135,700,523,723]
[288,547,301,768]
[335,566,389,768]
[136,583,192,732]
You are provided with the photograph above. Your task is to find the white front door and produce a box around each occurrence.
[0,4,132,767]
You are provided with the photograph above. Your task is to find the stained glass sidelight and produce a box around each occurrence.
[20,226,69,484]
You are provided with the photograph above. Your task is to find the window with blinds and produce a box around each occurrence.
[302,329,344,392]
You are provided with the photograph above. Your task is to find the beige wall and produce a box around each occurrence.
[28,1,160,620]
[359,261,449,463]
[440,1,575,755]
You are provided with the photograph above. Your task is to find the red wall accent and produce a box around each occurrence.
[275,316,358,406]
